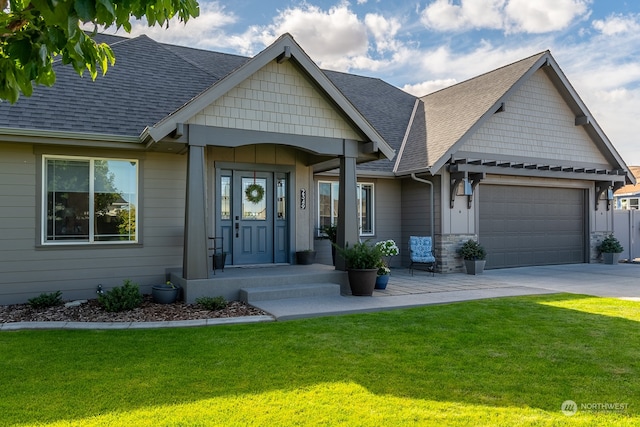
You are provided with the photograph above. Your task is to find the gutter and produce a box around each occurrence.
[0,127,142,148]
[410,173,435,242]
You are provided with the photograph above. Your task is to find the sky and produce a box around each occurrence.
[105,0,640,165]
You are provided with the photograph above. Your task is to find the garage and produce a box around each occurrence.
[479,185,586,269]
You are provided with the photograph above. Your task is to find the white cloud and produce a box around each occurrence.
[420,0,590,34]
[592,13,640,36]
[505,0,590,33]
[364,13,401,53]
[100,2,244,51]
[251,3,370,70]
[402,79,458,96]
[420,0,505,31]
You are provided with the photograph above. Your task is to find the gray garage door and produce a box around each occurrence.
[479,185,586,269]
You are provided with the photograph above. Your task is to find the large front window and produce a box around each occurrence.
[44,156,138,244]
[318,181,374,236]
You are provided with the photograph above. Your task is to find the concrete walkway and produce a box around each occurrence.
[2,263,638,329]
[253,263,640,320]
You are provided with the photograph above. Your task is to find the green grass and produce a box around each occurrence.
[1,294,639,426]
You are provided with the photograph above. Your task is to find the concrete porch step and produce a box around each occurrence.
[240,283,341,303]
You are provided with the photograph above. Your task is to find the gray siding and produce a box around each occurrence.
[373,178,402,267]
[0,143,187,304]
[400,176,441,267]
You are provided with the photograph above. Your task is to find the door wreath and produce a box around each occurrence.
[245,183,265,204]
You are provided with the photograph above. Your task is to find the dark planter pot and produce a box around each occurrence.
[464,259,486,275]
[296,251,316,265]
[375,274,390,289]
[347,268,378,296]
[213,253,227,270]
[602,252,621,265]
[151,284,179,304]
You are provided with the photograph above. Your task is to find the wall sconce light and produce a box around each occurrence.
[607,188,614,200]
[463,179,473,196]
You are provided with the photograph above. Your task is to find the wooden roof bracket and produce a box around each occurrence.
[595,181,623,211]
[450,171,485,209]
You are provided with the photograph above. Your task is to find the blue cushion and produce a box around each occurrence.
[409,236,435,263]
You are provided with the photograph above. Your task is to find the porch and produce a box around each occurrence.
[170,264,350,304]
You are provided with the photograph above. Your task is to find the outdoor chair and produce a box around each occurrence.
[409,236,436,276]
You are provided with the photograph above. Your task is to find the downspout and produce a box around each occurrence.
[410,173,434,242]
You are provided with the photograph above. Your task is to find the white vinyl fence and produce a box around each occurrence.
[614,210,640,261]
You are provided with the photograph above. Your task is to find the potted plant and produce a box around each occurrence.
[151,281,180,304]
[213,252,227,270]
[335,240,383,296]
[598,234,623,264]
[374,239,399,289]
[458,239,486,275]
[321,224,338,265]
[295,249,316,265]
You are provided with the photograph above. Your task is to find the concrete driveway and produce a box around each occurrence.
[484,263,640,300]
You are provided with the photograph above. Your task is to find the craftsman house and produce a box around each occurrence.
[0,33,633,304]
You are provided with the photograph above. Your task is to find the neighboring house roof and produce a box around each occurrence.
[615,166,640,195]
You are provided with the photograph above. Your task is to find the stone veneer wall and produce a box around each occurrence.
[590,231,612,263]
[437,234,478,273]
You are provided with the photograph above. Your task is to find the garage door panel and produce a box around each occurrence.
[480,185,585,269]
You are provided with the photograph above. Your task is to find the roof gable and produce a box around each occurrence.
[461,68,609,165]
[185,59,361,141]
[412,51,546,173]
[395,50,633,184]
[145,33,394,160]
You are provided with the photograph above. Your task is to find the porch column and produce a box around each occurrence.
[183,143,209,279]
[335,140,359,270]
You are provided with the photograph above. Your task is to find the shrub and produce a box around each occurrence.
[458,239,486,260]
[98,280,143,312]
[195,296,227,311]
[335,240,383,269]
[599,234,624,253]
[28,291,63,309]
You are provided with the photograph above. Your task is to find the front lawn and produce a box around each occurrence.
[1,294,638,426]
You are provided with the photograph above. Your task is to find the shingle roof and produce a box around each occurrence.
[394,51,547,174]
[615,166,640,194]
[1,36,629,181]
[0,35,232,136]
[0,34,412,172]
[324,70,416,172]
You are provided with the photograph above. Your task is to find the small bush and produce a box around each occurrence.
[195,296,227,311]
[28,291,63,309]
[98,280,143,312]
[599,234,624,253]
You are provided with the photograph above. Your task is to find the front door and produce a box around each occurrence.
[217,169,289,266]
[233,171,273,264]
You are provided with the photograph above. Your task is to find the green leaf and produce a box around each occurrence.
[7,38,32,64]
[73,0,96,22]
[95,0,116,23]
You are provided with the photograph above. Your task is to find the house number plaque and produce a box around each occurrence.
[300,188,307,209]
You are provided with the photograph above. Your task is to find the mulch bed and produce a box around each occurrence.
[0,295,268,323]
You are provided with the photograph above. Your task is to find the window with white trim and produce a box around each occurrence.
[43,156,138,244]
[619,197,640,210]
[318,181,374,236]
